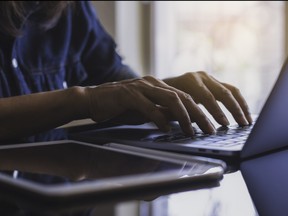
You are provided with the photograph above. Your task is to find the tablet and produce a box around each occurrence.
[0,140,225,213]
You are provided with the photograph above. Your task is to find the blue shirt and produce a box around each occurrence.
[0,1,138,98]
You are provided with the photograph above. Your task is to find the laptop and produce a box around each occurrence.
[241,146,288,216]
[70,57,288,160]
[0,140,224,213]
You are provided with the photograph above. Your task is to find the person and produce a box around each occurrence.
[0,1,252,144]
[0,1,253,215]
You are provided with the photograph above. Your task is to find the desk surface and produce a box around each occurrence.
[0,124,260,216]
[85,171,258,216]
[0,142,258,216]
[0,168,259,216]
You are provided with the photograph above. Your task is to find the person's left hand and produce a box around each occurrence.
[163,71,253,126]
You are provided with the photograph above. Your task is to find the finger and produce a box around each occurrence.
[130,93,171,132]
[122,79,194,135]
[204,78,249,126]
[142,86,195,136]
[221,82,253,124]
[143,76,215,134]
[194,84,230,126]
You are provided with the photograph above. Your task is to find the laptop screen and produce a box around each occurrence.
[241,58,288,158]
[241,148,288,215]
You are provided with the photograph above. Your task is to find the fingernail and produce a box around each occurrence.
[221,116,230,126]
[240,116,249,126]
[247,114,253,125]
[209,127,216,135]
[207,118,216,134]
[187,125,195,136]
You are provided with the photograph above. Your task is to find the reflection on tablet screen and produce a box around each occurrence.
[0,142,209,186]
[0,141,225,213]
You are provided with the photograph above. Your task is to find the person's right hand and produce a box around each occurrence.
[84,76,216,136]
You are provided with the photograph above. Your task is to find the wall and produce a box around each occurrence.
[92,1,147,76]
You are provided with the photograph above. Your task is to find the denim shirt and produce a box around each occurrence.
[0,1,138,98]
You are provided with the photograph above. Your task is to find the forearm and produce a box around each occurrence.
[0,87,89,140]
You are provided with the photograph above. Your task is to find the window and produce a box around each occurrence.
[151,1,286,114]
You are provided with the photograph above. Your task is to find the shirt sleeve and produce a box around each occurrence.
[71,1,139,86]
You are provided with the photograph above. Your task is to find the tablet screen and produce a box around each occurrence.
[0,141,209,186]
[0,141,224,212]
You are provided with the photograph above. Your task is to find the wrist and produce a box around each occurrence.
[67,86,90,120]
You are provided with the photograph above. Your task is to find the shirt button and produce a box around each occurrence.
[63,81,68,89]
[12,58,18,68]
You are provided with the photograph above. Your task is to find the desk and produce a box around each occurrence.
[0,142,259,216]
[0,169,258,216]
[76,171,258,216]
[0,125,260,216]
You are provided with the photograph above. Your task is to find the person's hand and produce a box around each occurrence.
[84,76,216,136]
[163,71,253,126]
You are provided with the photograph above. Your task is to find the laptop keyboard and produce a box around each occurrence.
[141,124,253,148]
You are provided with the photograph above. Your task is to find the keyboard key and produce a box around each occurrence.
[149,124,254,149]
